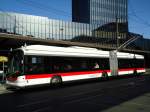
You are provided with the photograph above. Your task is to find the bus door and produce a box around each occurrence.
[109,51,118,76]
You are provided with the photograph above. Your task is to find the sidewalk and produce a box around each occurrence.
[102,92,150,112]
[146,69,150,74]
[0,83,12,94]
[0,83,6,94]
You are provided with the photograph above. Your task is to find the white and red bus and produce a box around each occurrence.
[6,45,145,88]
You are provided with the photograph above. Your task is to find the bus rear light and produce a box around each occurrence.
[7,76,18,82]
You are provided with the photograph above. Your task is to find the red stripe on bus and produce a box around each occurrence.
[25,70,108,79]
[136,68,145,70]
[25,70,104,79]
[119,68,145,72]
[60,70,104,76]
[119,68,135,72]
[25,68,145,79]
[25,74,53,79]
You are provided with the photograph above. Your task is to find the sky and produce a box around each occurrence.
[0,0,150,38]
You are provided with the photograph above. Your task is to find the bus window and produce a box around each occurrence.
[94,62,99,69]
[24,56,45,74]
[81,61,87,70]
[64,64,72,71]
[53,65,60,71]
[8,50,24,74]
[98,58,110,70]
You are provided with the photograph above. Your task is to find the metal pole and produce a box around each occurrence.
[2,61,5,82]
[13,15,16,34]
[116,16,119,49]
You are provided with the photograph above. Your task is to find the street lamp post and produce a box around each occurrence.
[116,16,119,49]
[2,61,5,82]
[0,56,8,83]
[60,28,64,39]
[13,15,17,34]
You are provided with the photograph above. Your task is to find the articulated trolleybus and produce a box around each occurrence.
[6,45,145,88]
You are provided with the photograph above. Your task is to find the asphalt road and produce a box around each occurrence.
[0,75,150,112]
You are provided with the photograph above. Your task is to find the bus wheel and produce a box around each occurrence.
[102,72,109,80]
[51,76,62,86]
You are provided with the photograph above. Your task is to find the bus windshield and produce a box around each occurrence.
[8,50,24,75]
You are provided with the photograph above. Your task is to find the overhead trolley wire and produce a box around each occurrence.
[128,0,150,27]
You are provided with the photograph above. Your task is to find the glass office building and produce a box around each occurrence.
[0,12,119,46]
[73,0,128,24]
[73,0,128,43]
[0,12,92,41]
[0,0,128,47]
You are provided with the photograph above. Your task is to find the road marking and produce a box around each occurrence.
[30,107,51,112]
[17,99,50,108]
[64,93,104,104]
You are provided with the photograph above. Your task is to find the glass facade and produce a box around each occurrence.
[0,0,128,47]
[72,0,128,27]
[0,12,92,41]
[0,12,121,47]
[72,0,128,45]
[89,0,128,25]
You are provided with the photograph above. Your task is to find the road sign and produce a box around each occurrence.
[0,56,8,62]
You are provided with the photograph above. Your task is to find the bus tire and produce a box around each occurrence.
[102,72,109,80]
[51,76,62,86]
